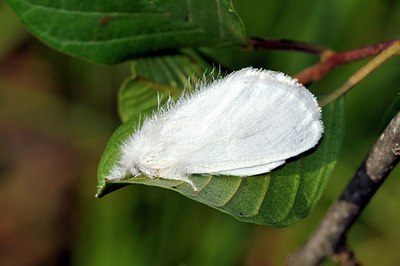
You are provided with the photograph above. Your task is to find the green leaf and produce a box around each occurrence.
[118,52,210,122]
[97,100,344,226]
[7,0,246,64]
[97,54,345,226]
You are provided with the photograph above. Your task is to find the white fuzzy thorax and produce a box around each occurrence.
[107,67,324,191]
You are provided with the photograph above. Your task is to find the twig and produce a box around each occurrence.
[295,39,400,85]
[247,37,400,85]
[320,41,400,107]
[286,111,400,266]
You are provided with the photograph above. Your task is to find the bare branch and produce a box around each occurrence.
[286,111,400,266]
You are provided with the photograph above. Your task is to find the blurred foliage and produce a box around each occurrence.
[1,0,400,266]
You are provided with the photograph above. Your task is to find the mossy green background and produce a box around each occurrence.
[1,0,400,265]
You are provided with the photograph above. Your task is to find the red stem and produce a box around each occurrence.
[247,37,400,85]
[295,39,399,84]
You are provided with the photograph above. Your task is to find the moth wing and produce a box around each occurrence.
[213,160,286,176]
[157,68,323,176]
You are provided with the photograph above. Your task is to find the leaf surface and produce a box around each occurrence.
[7,0,245,63]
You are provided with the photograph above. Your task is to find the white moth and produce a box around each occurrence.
[107,67,323,190]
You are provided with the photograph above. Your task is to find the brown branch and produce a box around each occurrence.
[286,111,400,266]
